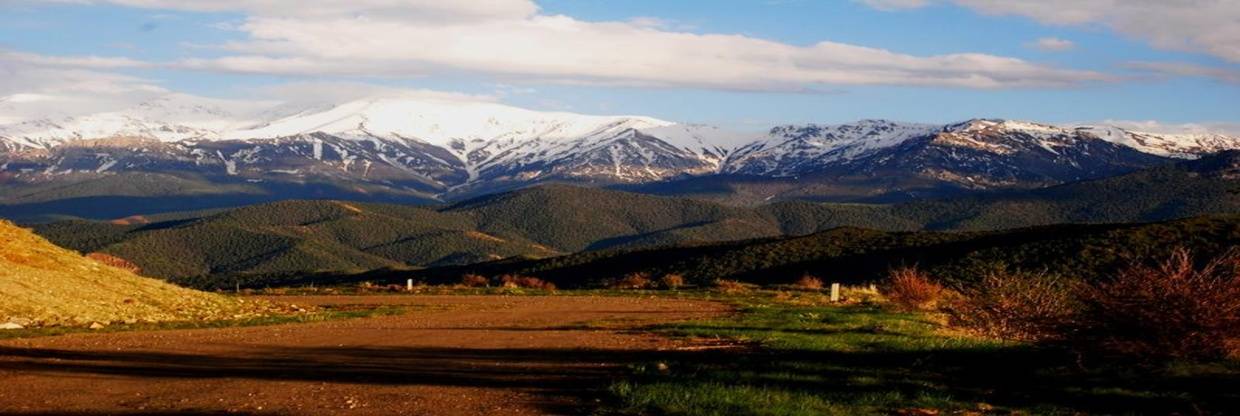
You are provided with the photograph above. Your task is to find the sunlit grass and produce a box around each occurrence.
[610,291,1240,415]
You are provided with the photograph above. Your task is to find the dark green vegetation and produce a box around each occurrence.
[611,293,1240,415]
[415,214,1240,288]
[28,152,1240,288]
[0,171,436,223]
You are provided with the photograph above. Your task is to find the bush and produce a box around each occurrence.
[947,271,1078,342]
[459,274,489,288]
[611,272,652,290]
[1074,248,1240,361]
[497,274,556,290]
[884,266,945,311]
[712,279,750,294]
[793,275,824,290]
[659,274,685,290]
[86,252,142,274]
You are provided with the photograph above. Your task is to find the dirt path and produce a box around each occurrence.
[0,295,728,415]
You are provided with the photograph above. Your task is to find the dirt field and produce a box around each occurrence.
[0,295,729,415]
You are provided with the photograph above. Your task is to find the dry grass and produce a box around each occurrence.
[0,220,271,328]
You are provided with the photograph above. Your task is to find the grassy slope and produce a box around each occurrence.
[0,220,264,326]
[612,292,1240,415]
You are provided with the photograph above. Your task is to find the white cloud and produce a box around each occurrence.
[863,0,1240,63]
[1128,61,1240,84]
[1094,119,1240,136]
[253,81,497,106]
[43,0,1105,90]
[0,50,169,121]
[1028,37,1074,52]
[856,0,930,11]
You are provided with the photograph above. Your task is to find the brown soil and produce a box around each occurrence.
[0,295,729,415]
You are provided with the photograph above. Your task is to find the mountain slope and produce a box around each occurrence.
[0,220,264,327]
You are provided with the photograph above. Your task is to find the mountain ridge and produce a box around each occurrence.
[4,94,1239,215]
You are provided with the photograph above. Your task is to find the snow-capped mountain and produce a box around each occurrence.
[1,93,1238,205]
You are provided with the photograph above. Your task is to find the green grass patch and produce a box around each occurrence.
[611,292,1240,415]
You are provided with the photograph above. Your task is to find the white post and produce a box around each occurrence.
[830,283,841,302]
[406,279,414,292]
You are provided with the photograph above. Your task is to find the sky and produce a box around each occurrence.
[1,0,1238,132]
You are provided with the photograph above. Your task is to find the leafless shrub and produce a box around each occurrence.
[659,274,686,290]
[947,271,1078,342]
[498,274,556,291]
[793,275,824,290]
[459,274,489,288]
[86,252,141,274]
[884,266,945,311]
[1075,248,1240,360]
[711,279,750,294]
[610,272,653,290]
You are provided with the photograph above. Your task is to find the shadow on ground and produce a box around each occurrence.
[1,329,1236,415]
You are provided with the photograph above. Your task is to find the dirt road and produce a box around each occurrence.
[0,295,728,415]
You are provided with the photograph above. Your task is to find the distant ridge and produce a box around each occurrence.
[4,94,1239,216]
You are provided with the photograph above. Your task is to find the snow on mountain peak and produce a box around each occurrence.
[223,96,676,146]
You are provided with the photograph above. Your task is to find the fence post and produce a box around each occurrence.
[830,283,841,302]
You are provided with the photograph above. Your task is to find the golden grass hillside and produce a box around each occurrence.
[0,220,267,327]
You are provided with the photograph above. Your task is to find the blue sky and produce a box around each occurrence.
[1,0,1237,131]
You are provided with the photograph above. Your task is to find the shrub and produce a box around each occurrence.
[659,274,685,290]
[86,252,142,274]
[1074,248,1240,361]
[884,266,945,311]
[793,275,824,290]
[497,274,556,291]
[712,279,750,294]
[946,271,1078,342]
[611,272,652,290]
[459,274,489,288]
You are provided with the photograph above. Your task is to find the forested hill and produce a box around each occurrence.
[410,214,1240,289]
[29,151,1240,285]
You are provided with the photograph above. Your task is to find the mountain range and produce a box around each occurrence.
[32,150,1240,287]
[4,93,1240,220]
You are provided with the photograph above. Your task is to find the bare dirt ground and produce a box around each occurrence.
[0,295,729,415]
